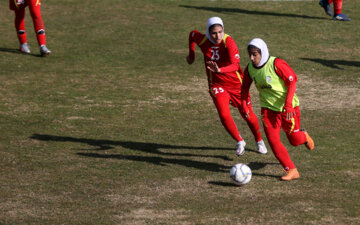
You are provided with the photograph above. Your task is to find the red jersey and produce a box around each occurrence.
[188,30,244,89]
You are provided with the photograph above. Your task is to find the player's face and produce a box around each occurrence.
[210,25,224,44]
[248,48,262,66]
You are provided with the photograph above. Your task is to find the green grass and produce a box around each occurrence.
[0,0,359,224]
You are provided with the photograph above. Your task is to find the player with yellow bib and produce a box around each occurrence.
[241,38,314,181]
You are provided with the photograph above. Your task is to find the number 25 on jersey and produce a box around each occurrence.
[211,49,220,60]
[213,87,224,95]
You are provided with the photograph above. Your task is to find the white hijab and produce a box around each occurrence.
[248,38,270,67]
[206,17,224,44]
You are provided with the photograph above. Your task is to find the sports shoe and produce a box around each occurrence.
[319,0,333,16]
[281,168,300,181]
[20,43,31,54]
[303,131,314,151]
[235,140,246,156]
[40,45,51,56]
[256,140,268,154]
[333,14,351,21]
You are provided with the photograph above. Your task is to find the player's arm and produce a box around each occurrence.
[240,67,253,117]
[187,30,202,65]
[218,37,240,73]
[274,58,298,120]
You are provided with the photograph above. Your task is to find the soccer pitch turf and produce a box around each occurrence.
[0,0,359,224]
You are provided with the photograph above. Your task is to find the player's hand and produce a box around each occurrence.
[282,106,296,121]
[186,55,194,65]
[240,104,250,119]
[206,61,221,73]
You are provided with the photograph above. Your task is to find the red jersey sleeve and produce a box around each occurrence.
[188,30,205,62]
[219,36,240,73]
[241,66,253,104]
[274,58,297,109]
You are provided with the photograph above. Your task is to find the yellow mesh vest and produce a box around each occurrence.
[247,57,299,112]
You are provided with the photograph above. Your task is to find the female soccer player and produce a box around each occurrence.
[186,17,267,156]
[9,0,51,56]
[241,38,315,181]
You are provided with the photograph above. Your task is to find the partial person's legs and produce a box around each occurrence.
[262,108,296,170]
[238,103,261,142]
[332,0,350,21]
[213,94,242,142]
[238,103,267,154]
[28,0,51,55]
[319,0,333,16]
[14,6,31,53]
[282,107,314,150]
[211,90,246,156]
[262,108,299,180]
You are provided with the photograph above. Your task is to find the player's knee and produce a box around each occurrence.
[287,134,302,146]
[37,29,45,35]
[288,139,298,146]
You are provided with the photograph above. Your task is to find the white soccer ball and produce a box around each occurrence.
[230,163,252,185]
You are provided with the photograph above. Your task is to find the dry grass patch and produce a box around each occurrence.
[298,73,360,110]
[115,208,190,225]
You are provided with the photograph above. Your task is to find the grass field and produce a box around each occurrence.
[0,0,359,224]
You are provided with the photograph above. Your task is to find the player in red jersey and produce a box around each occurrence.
[240,38,315,181]
[9,0,51,56]
[186,17,267,156]
[319,0,350,21]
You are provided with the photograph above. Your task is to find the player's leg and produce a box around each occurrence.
[282,106,314,150]
[319,0,333,16]
[229,88,266,154]
[28,0,51,55]
[282,106,306,146]
[12,4,30,53]
[212,91,242,142]
[262,108,299,180]
[332,0,350,21]
[238,103,267,154]
[210,88,245,156]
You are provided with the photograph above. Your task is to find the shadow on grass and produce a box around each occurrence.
[208,181,240,187]
[78,152,229,173]
[180,5,326,20]
[301,58,360,69]
[30,134,274,174]
[0,47,42,57]
[30,133,235,161]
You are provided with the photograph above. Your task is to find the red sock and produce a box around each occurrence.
[14,9,27,44]
[29,2,46,46]
[328,0,333,3]
[36,33,46,46]
[333,0,342,14]
[17,31,27,45]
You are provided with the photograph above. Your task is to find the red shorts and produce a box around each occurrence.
[9,0,41,10]
[261,106,301,135]
[209,85,250,108]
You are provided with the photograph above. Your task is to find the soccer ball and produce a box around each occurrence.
[230,163,252,185]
